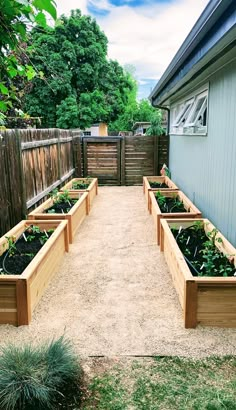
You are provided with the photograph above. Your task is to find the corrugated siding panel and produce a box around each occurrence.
[169,58,236,246]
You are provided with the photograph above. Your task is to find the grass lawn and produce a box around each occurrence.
[81,356,236,410]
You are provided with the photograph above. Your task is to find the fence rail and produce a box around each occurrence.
[0,130,169,235]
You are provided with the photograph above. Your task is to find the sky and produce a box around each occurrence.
[55,0,209,99]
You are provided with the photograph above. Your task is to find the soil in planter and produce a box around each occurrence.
[0,226,54,275]
[149,181,169,188]
[45,199,78,214]
[171,223,235,277]
[155,192,186,213]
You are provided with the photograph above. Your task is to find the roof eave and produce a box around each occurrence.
[150,0,236,106]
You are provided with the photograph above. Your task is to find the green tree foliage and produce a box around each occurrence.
[145,110,165,136]
[24,10,134,128]
[0,0,57,119]
[109,64,163,133]
[110,96,162,132]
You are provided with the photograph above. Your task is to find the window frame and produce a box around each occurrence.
[171,86,208,136]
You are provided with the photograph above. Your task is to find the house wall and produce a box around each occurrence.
[169,58,236,245]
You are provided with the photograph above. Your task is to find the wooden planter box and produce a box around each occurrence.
[160,218,236,328]
[150,190,202,245]
[143,176,179,213]
[61,178,98,212]
[0,220,69,326]
[28,192,89,243]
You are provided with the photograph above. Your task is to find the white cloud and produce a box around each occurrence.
[56,0,88,16]
[97,0,209,80]
[55,0,209,96]
[88,0,113,11]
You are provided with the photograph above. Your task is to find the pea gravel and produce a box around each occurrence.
[0,186,236,357]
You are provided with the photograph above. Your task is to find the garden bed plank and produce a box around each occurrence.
[151,190,202,245]
[28,192,89,243]
[160,218,236,328]
[60,178,98,212]
[0,220,69,326]
[143,176,179,212]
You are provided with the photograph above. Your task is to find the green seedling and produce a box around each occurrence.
[5,236,17,257]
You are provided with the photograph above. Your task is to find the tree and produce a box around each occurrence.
[0,0,57,120]
[145,110,165,136]
[110,97,161,132]
[23,10,134,129]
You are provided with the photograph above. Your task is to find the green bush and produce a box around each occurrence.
[0,336,81,410]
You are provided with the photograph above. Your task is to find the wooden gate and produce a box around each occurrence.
[83,137,122,185]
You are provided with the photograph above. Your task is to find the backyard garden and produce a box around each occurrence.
[1,0,236,408]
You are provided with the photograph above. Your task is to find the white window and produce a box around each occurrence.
[171,88,208,135]
[173,98,194,127]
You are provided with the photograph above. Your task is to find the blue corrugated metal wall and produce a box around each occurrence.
[169,59,236,246]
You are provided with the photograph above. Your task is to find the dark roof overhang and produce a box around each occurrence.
[150,0,236,107]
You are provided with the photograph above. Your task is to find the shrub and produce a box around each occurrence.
[0,336,81,410]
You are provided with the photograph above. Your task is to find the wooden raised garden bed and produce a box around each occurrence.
[160,218,236,328]
[150,190,202,245]
[143,176,179,213]
[28,191,89,243]
[61,178,98,212]
[0,219,69,326]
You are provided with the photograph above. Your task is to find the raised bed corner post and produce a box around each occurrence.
[16,279,31,326]
[184,281,198,328]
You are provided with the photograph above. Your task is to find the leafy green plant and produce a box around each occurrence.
[173,224,235,277]
[0,336,81,410]
[72,178,91,189]
[155,191,166,206]
[5,236,16,257]
[155,192,185,213]
[28,226,40,234]
[50,189,71,204]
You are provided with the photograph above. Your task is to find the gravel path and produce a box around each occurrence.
[0,186,236,357]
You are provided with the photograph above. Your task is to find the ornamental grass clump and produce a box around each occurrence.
[0,336,81,410]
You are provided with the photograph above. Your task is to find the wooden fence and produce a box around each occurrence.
[0,130,168,235]
[81,135,169,185]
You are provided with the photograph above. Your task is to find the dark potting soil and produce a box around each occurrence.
[156,195,186,213]
[0,228,54,275]
[72,182,90,189]
[171,225,235,277]
[45,199,78,214]
[150,181,169,188]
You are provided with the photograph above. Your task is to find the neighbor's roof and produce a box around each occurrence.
[150,0,236,106]
[132,122,151,129]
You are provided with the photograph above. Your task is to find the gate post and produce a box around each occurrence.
[120,136,125,185]
[72,133,82,177]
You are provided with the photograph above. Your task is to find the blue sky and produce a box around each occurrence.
[56,0,209,99]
